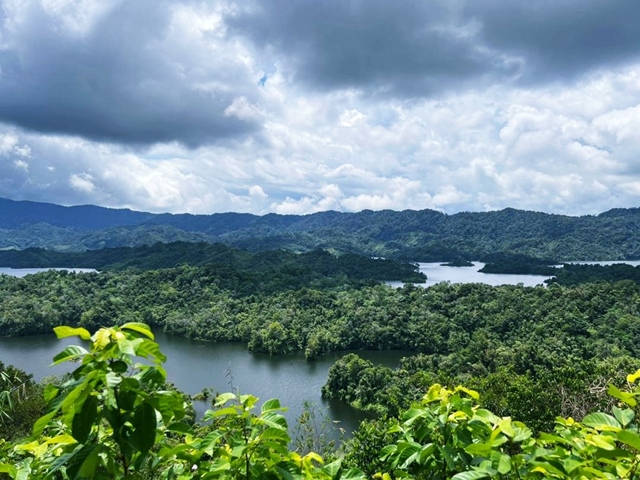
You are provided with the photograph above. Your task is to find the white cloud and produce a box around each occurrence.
[0,2,639,216]
[69,173,96,193]
[13,159,28,171]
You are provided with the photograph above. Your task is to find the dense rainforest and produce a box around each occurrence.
[3,197,640,260]
[4,198,640,477]
[4,321,640,478]
[0,242,425,283]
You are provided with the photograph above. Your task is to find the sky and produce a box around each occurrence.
[1,0,640,216]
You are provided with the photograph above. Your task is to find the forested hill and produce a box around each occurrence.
[1,197,640,260]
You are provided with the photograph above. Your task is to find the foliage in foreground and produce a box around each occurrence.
[0,324,363,479]
[4,324,640,478]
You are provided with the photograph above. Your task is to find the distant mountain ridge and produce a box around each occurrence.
[1,197,639,261]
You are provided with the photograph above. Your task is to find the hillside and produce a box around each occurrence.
[1,198,640,260]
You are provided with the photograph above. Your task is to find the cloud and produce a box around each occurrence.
[0,1,639,217]
[0,0,262,146]
[227,0,640,97]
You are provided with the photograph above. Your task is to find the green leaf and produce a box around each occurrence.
[455,385,480,400]
[167,422,193,435]
[608,384,637,407]
[135,339,167,363]
[54,326,91,340]
[51,345,89,365]
[130,401,157,455]
[65,443,101,480]
[259,411,289,429]
[72,395,98,444]
[340,468,367,480]
[260,427,291,444]
[214,392,237,406]
[465,443,493,456]
[0,464,17,477]
[451,470,490,480]
[582,412,621,431]
[612,405,635,427]
[121,322,155,339]
[321,458,342,477]
[32,410,57,436]
[495,453,511,474]
[627,369,640,384]
[261,398,282,413]
[618,430,640,452]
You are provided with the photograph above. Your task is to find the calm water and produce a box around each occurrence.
[386,262,554,288]
[0,330,410,437]
[2,262,638,437]
[0,267,96,278]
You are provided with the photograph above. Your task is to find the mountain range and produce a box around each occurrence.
[1,197,639,261]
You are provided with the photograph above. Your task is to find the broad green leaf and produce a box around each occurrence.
[43,383,60,403]
[0,465,17,476]
[167,422,193,435]
[65,443,101,480]
[498,417,514,437]
[627,369,640,384]
[51,345,89,365]
[32,410,57,436]
[54,326,91,340]
[214,392,237,406]
[618,430,640,452]
[582,412,621,431]
[78,444,101,478]
[261,427,291,443]
[109,360,128,374]
[495,452,511,474]
[260,411,289,429]
[586,434,615,450]
[608,384,637,407]
[424,384,443,403]
[135,339,167,363]
[465,443,493,456]
[136,365,167,386]
[612,405,635,427]
[455,385,480,400]
[340,468,367,480]
[116,336,137,356]
[262,397,282,413]
[199,431,224,455]
[202,458,231,476]
[451,470,490,480]
[130,401,157,455]
[121,322,155,339]
[206,406,239,418]
[72,395,98,444]
[92,328,111,349]
[402,408,427,426]
[473,409,500,424]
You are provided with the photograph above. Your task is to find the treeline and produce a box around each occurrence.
[3,197,640,261]
[2,269,640,364]
[548,262,640,286]
[4,324,640,478]
[0,242,425,282]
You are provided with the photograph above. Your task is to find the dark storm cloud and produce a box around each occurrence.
[0,1,259,147]
[227,0,511,97]
[468,1,640,83]
[228,0,640,96]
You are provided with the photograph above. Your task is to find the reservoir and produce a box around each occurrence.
[3,261,639,438]
[0,330,410,438]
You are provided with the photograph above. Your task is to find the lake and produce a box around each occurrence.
[2,261,639,439]
[0,267,96,278]
[0,329,411,438]
[387,260,640,288]
[386,262,553,288]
